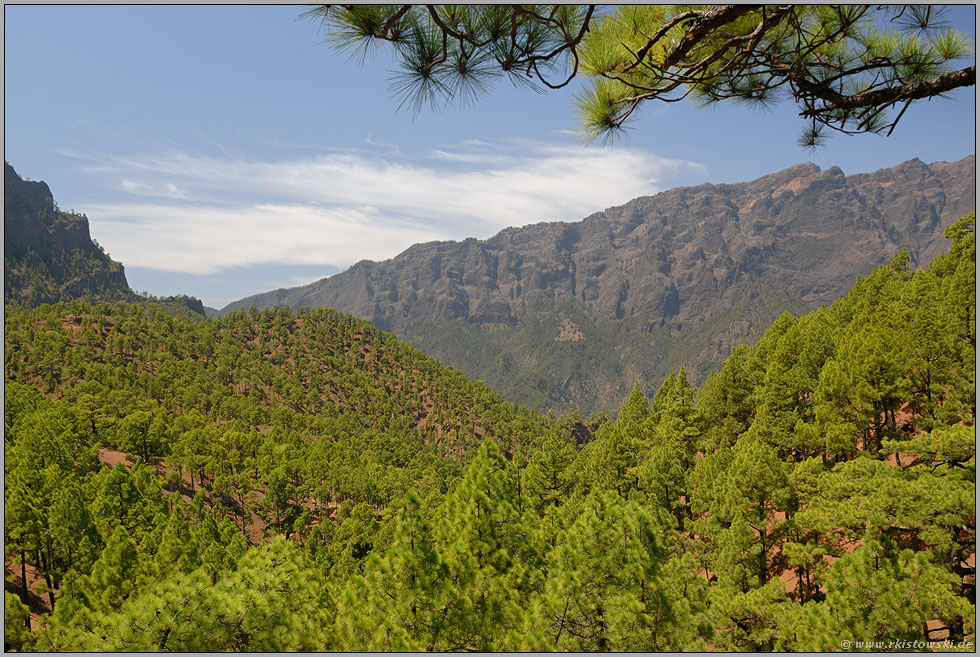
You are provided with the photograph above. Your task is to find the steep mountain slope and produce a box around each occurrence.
[222,156,975,414]
[4,162,205,318]
[5,161,133,306]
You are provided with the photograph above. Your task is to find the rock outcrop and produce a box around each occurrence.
[4,162,206,318]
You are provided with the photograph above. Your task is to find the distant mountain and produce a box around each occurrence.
[4,162,205,318]
[221,156,976,414]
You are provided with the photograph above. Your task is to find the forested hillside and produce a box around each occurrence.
[222,156,975,415]
[4,214,974,651]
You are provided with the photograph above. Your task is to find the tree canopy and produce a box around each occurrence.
[306,4,975,146]
[5,214,974,651]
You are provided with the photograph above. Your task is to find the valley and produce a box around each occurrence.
[5,4,977,653]
[222,156,976,414]
[3,156,975,652]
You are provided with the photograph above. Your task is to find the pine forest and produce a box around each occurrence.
[4,214,975,651]
[4,4,977,653]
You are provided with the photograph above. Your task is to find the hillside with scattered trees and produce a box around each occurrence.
[5,214,974,652]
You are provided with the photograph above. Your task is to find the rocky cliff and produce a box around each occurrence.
[5,161,135,306]
[4,162,206,318]
[222,156,976,413]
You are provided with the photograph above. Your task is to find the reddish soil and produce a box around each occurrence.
[4,555,50,631]
[555,317,585,342]
[58,315,86,334]
[98,447,134,468]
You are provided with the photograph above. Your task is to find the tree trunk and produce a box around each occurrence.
[45,575,56,610]
[19,549,30,609]
[596,603,608,652]
[37,547,56,610]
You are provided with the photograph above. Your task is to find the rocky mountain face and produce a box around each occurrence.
[5,161,133,305]
[222,156,976,414]
[4,162,206,317]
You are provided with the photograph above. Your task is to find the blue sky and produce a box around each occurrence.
[4,5,976,308]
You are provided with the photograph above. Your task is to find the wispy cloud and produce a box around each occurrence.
[121,178,153,193]
[120,177,189,199]
[78,139,704,275]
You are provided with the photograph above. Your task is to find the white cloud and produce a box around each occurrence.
[121,178,153,193]
[86,202,447,275]
[120,177,187,199]
[82,139,704,275]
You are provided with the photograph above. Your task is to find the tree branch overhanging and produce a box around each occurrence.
[799,65,976,117]
[308,4,975,146]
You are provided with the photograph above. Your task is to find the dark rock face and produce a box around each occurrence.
[4,162,207,319]
[5,161,133,306]
[222,156,976,413]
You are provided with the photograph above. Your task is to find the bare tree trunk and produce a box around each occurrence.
[19,549,30,610]
[37,547,56,610]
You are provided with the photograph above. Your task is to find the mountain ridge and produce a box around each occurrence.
[221,155,976,413]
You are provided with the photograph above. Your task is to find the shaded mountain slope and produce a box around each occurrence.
[4,162,205,318]
[5,161,132,306]
[222,156,975,414]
